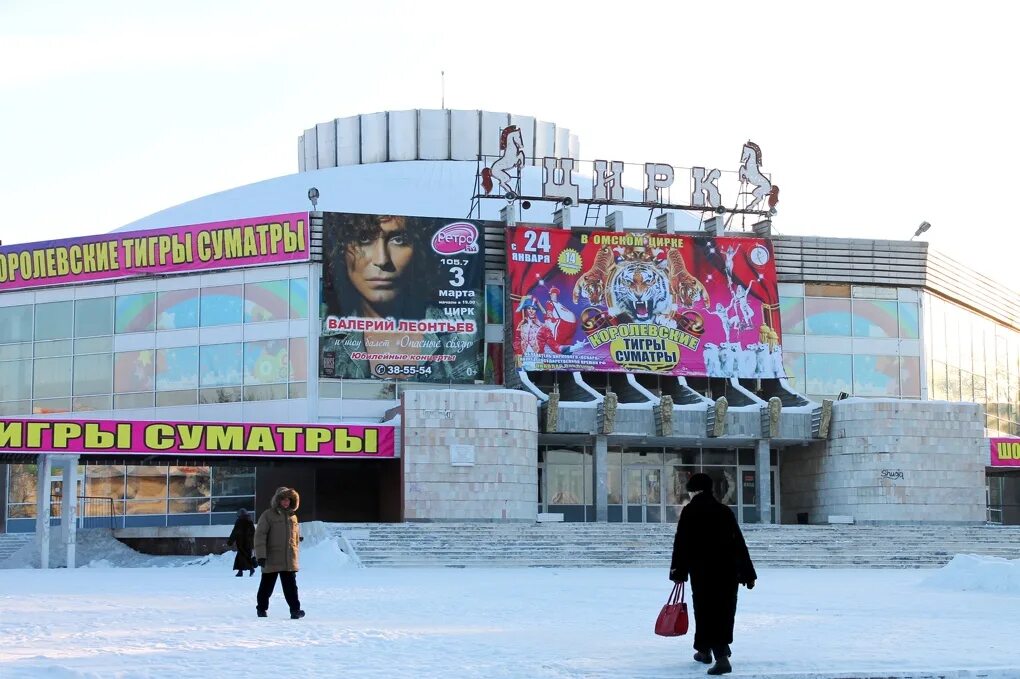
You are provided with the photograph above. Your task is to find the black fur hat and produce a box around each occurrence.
[686,473,713,493]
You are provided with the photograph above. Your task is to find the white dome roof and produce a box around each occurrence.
[115,161,702,233]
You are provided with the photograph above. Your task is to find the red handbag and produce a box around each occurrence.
[654,582,689,637]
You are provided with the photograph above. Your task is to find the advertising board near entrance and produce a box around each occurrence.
[319,212,485,382]
[507,226,784,378]
[0,419,394,459]
[990,437,1020,467]
[0,212,309,291]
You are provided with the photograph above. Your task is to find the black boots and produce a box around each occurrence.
[256,608,267,618]
[235,571,243,577]
[290,609,305,619]
[706,656,732,675]
[693,651,712,664]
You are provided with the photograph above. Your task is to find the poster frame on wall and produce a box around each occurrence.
[506,225,785,379]
[318,212,486,384]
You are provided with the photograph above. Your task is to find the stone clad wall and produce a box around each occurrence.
[402,389,537,521]
[781,399,986,524]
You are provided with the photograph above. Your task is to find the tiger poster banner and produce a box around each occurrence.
[507,226,785,378]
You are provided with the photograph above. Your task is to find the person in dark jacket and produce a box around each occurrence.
[254,487,304,619]
[669,473,757,676]
[226,508,256,577]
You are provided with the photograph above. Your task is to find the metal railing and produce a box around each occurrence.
[49,495,117,530]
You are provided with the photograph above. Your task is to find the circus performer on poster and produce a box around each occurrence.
[710,300,742,344]
[513,297,568,364]
[732,280,756,330]
[723,244,740,286]
[544,287,577,345]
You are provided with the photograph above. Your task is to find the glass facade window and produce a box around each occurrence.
[76,336,113,355]
[804,298,852,336]
[244,339,289,384]
[805,283,851,297]
[925,293,1019,434]
[170,466,210,500]
[851,300,898,338]
[34,356,73,398]
[0,360,32,401]
[900,356,921,398]
[36,301,73,341]
[157,289,199,329]
[782,352,805,391]
[0,271,309,418]
[289,279,309,319]
[115,350,156,393]
[35,340,72,358]
[156,347,199,390]
[805,354,852,397]
[244,280,290,323]
[200,386,241,404]
[0,305,33,344]
[898,302,919,339]
[852,355,900,396]
[156,390,197,407]
[74,298,114,338]
[115,293,156,333]
[779,297,804,335]
[289,338,308,381]
[0,343,33,360]
[200,343,243,387]
[200,285,243,326]
[73,353,113,395]
[485,283,504,325]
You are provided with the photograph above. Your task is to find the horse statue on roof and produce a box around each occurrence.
[738,141,773,213]
[481,125,525,200]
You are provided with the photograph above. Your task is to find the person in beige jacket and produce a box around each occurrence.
[254,487,304,619]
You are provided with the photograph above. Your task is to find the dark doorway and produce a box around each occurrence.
[315,460,401,523]
[256,460,401,523]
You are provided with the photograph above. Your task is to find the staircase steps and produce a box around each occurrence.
[331,523,1020,569]
[0,533,33,564]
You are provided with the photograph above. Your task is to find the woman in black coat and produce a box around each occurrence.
[669,473,757,676]
[227,508,256,577]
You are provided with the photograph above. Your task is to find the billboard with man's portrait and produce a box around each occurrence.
[319,212,484,382]
[507,226,785,379]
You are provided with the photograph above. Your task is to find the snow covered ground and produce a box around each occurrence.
[2,534,1019,679]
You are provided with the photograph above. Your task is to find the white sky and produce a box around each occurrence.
[1,0,1017,292]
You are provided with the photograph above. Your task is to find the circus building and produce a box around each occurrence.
[1,109,1017,564]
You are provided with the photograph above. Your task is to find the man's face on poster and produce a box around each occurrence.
[345,217,413,314]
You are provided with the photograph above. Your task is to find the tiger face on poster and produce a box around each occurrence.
[506,226,785,379]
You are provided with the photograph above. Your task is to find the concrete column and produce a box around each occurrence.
[60,456,79,569]
[594,435,608,522]
[34,454,51,569]
[755,439,772,524]
[306,260,322,423]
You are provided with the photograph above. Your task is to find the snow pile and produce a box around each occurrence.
[1,528,193,569]
[301,533,354,570]
[2,521,355,571]
[921,554,1020,593]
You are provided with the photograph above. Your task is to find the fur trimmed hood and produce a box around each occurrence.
[270,486,300,514]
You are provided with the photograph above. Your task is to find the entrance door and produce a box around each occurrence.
[624,467,662,523]
[737,466,779,523]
